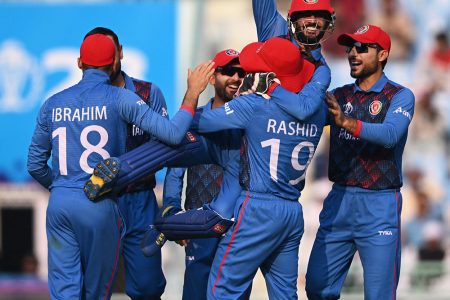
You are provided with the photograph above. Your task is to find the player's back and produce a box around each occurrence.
[43,69,139,189]
[241,95,327,200]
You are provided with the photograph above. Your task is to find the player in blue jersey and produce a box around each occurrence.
[84,27,168,300]
[162,49,249,300]
[26,34,214,299]
[190,37,328,300]
[305,25,415,300]
[247,0,335,119]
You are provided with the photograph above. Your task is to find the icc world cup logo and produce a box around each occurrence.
[0,40,43,112]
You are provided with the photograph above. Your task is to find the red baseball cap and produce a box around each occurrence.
[288,0,334,16]
[212,49,240,69]
[240,37,315,93]
[337,25,391,52]
[80,34,116,67]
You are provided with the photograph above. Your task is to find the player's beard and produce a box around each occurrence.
[350,58,379,79]
[215,79,241,102]
[291,17,330,46]
[110,60,122,82]
[295,29,326,46]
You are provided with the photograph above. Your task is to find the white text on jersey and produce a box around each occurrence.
[267,119,318,137]
[224,102,234,115]
[52,106,107,122]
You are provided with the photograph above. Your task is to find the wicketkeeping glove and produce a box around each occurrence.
[237,72,280,99]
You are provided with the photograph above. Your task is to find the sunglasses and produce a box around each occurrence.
[216,66,246,78]
[345,42,380,54]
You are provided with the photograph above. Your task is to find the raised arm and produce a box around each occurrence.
[270,64,330,120]
[118,61,215,145]
[252,0,288,41]
[193,94,256,133]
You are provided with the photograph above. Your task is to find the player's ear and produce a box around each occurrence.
[378,49,389,64]
[119,44,124,60]
[77,57,83,70]
[209,73,216,85]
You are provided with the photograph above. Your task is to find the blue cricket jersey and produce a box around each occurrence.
[194,94,328,201]
[122,72,169,193]
[329,73,415,189]
[27,69,193,190]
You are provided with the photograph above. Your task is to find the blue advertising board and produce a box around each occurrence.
[0,3,176,183]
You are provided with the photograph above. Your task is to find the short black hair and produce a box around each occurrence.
[84,27,120,49]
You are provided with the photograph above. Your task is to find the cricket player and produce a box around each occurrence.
[305,25,415,300]
[26,34,213,299]
[248,0,335,118]
[195,37,328,299]
[84,27,167,299]
[162,49,249,300]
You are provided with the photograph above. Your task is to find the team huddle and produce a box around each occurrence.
[27,0,415,299]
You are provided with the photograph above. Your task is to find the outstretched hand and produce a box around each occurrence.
[326,92,358,134]
[326,91,345,126]
[182,61,215,110]
[187,60,215,96]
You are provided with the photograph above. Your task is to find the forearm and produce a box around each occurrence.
[27,122,52,189]
[271,67,329,120]
[28,165,52,189]
[253,0,287,41]
[138,108,193,145]
[162,167,185,209]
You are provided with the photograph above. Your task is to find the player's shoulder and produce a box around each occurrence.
[44,82,80,106]
[386,80,414,97]
[129,76,153,89]
[332,83,354,94]
[128,74,165,99]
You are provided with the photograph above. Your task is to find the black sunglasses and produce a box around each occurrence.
[216,66,246,78]
[346,42,380,54]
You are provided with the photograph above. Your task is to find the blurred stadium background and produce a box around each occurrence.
[0,0,449,299]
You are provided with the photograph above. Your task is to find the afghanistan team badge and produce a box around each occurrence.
[369,100,382,116]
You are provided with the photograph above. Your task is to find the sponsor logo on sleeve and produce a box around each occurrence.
[161,107,168,117]
[224,102,234,115]
[393,107,412,120]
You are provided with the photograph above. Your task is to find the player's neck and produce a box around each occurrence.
[212,96,226,109]
[111,74,126,88]
[357,70,383,91]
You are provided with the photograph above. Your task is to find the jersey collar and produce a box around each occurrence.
[353,73,389,93]
[121,71,136,91]
[82,69,110,82]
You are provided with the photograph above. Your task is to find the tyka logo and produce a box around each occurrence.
[378,230,393,236]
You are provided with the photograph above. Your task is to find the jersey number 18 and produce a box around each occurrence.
[52,125,110,175]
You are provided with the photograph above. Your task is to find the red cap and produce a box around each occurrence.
[288,0,334,16]
[240,37,315,93]
[337,25,391,52]
[212,49,240,69]
[80,34,116,67]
